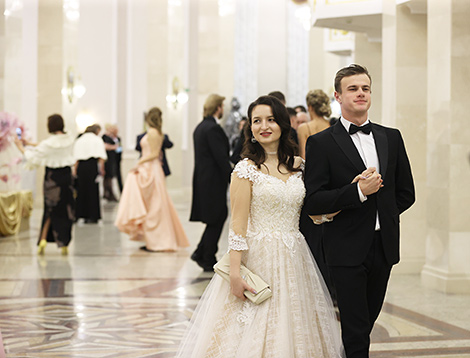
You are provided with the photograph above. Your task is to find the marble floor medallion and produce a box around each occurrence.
[1,201,469,357]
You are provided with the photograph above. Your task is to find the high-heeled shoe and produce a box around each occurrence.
[37,240,47,255]
[61,246,68,255]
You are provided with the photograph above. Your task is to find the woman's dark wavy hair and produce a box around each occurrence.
[241,95,300,173]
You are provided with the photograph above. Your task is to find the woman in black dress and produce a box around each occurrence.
[15,114,76,255]
[73,124,107,224]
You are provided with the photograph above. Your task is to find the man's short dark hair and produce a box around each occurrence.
[268,91,286,105]
[286,107,297,117]
[334,64,371,93]
[294,105,307,113]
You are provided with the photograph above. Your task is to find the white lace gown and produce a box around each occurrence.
[177,159,344,357]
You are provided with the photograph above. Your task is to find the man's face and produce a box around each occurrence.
[216,104,224,119]
[296,112,309,127]
[335,74,371,118]
[289,114,298,129]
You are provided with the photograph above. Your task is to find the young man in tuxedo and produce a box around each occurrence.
[190,94,232,271]
[304,64,415,357]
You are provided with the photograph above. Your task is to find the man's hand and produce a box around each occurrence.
[358,167,383,196]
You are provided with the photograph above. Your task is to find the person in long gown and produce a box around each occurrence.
[297,89,332,160]
[14,114,75,255]
[115,107,189,252]
[176,95,345,357]
[297,90,335,298]
[73,124,107,224]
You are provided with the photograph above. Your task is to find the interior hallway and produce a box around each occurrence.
[0,196,469,358]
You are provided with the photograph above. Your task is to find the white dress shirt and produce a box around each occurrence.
[340,117,381,231]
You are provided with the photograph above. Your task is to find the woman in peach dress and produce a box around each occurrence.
[115,107,189,252]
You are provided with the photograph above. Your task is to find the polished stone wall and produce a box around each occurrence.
[422,0,470,293]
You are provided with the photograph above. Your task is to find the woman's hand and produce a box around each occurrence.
[13,137,25,153]
[230,274,256,301]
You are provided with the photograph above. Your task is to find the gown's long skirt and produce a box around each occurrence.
[115,159,189,251]
[176,231,345,358]
[39,167,75,247]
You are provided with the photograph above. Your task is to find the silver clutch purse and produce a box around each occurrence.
[213,252,272,304]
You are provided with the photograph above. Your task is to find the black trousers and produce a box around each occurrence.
[328,232,392,358]
[194,217,226,266]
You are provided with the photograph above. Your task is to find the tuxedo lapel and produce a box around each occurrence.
[331,121,366,173]
[371,124,388,178]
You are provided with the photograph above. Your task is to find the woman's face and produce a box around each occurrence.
[251,104,281,146]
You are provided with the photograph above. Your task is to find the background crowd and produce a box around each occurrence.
[3,63,415,358]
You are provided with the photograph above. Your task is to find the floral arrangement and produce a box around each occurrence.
[0,112,26,187]
[0,112,26,152]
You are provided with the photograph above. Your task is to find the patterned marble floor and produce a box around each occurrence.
[1,195,469,357]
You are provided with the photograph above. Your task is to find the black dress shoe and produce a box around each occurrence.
[140,246,158,253]
[202,265,214,272]
[190,251,201,262]
[194,258,216,272]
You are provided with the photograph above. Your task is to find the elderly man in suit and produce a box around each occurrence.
[190,94,232,271]
[304,64,415,357]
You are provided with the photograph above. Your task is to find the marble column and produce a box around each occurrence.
[257,0,287,96]
[381,0,397,128]
[26,0,64,205]
[164,0,197,194]
[354,2,427,274]
[308,28,326,92]
[37,0,63,140]
[233,0,258,114]
[354,33,382,123]
[394,3,427,273]
[0,1,5,111]
[422,0,470,293]
[3,6,23,119]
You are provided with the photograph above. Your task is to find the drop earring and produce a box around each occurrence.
[251,135,257,143]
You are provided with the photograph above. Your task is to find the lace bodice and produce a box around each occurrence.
[229,158,305,252]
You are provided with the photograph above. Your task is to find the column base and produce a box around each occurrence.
[421,265,470,294]
[394,257,425,274]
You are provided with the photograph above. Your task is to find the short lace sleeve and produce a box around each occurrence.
[232,159,261,183]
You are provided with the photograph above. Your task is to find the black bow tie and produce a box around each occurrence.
[349,122,372,135]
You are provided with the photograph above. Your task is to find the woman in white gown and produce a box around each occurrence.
[177,95,345,357]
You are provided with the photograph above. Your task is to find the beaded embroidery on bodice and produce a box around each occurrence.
[233,159,305,252]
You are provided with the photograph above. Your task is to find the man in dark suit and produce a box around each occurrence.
[190,94,232,271]
[136,133,173,176]
[304,64,415,357]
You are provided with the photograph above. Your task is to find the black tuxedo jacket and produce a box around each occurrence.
[190,116,232,225]
[304,120,415,267]
[136,133,173,176]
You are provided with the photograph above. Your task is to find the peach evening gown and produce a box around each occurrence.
[114,133,189,251]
